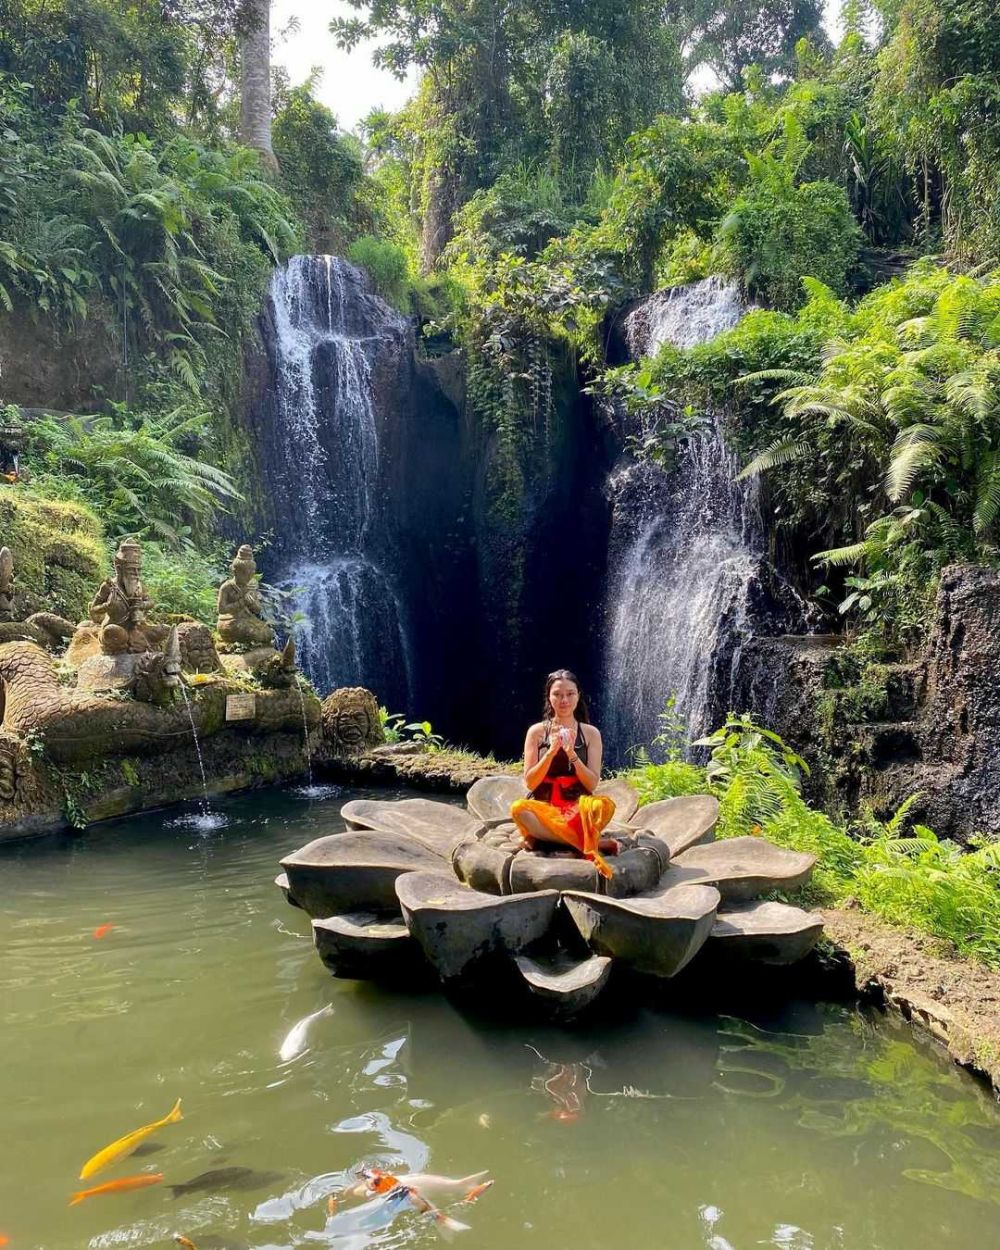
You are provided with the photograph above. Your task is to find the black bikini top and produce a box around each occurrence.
[538,721,588,778]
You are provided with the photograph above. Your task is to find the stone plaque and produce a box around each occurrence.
[226,692,256,722]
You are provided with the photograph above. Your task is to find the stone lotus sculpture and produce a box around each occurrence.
[278,778,825,1018]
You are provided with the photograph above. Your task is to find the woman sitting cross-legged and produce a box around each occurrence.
[510,668,618,879]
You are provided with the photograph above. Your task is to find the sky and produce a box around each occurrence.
[273,1,846,133]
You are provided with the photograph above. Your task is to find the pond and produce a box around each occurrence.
[1,785,998,1250]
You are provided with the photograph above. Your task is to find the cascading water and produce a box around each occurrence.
[266,256,413,704]
[603,277,807,762]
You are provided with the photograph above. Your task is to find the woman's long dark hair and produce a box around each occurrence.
[542,669,590,724]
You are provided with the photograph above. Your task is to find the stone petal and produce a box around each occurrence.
[452,840,515,894]
[514,951,611,1017]
[340,797,481,855]
[312,911,424,979]
[562,882,720,978]
[280,830,445,917]
[466,775,526,826]
[631,795,719,855]
[710,900,824,964]
[672,836,816,900]
[396,870,559,982]
[274,871,302,910]
[594,778,639,822]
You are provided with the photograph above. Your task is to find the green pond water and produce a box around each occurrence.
[2,785,999,1250]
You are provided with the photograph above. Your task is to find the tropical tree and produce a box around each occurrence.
[239,0,278,171]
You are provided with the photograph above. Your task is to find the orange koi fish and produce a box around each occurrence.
[79,1099,183,1179]
[174,1238,197,1250]
[326,1197,338,1216]
[0,1234,9,1246]
[92,923,115,939]
[69,1173,164,1206]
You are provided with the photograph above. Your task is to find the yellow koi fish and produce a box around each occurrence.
[79,1099,183,1180]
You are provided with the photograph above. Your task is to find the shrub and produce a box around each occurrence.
[719,174,862,309]
[347,236,412,312]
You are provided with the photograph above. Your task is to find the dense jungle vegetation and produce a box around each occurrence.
[0,2,998,956]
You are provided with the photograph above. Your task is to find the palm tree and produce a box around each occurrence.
[240,0,279,173]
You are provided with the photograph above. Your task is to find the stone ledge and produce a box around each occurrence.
[821,906,1000,1094]
[319,745,517,793]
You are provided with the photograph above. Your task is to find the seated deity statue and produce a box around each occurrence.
[66,538,167,665]
[216,544,275,648]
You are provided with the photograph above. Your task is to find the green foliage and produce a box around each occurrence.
[717,123,863,308]
[734,263,1000,639]
[24,405,241,545]
[403,720,444,751]
[379,706,405,744]
[139,539,224,621]
[273,84,378,252]
[0,72,299,401]
[852,827,1000,965]
[630,710,1000,964]
[347,236,411,311]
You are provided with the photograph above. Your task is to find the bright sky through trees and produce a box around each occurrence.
[275,0,844,131]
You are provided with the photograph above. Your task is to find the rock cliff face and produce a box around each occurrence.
[241,258,611,758]
[733,565,1000,841]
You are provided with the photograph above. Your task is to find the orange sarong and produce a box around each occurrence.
[510,777,617,879]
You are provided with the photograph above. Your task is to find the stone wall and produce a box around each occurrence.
[733,564,1000,841]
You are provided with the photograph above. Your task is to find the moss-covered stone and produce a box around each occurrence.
[0,489,105,621]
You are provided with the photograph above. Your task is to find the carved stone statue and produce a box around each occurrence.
[0,547,15,621]
[320,686,384,756]
[67,538,167,666]
[216,545,275,649]
[89,538,153,631]
[76,621,182,704]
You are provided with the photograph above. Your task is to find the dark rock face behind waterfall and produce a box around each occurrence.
[240,256,610,756]
[601,277,810,764]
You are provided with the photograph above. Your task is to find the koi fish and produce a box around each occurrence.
[278,1004,334,1062]
[353,1168,492,1206]
[169,1167,283,1197]
[69,1173,164,1205]
[93,923,115,939]
[0,1235,9,1246]
[462,1181,494,1203]
[79,1099,182,1179]
[326,1196,338,1216]
[174,1238,197,1250]
[400,1187,470,1239]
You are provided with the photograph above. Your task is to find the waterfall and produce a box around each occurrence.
[603,277,806,762]
[266,256,413,704]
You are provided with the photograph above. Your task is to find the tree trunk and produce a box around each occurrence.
[240,0,279,172]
